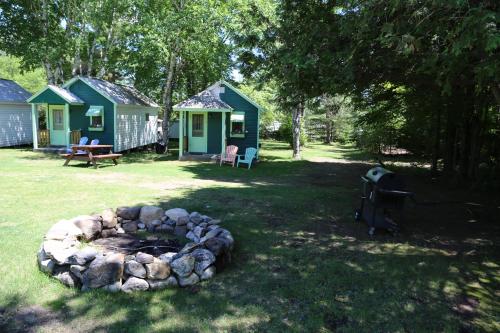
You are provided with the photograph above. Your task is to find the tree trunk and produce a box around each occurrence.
[292,101,303,159]
[161,50,178,154]
[431,107,441,174]
[325,109,332,144]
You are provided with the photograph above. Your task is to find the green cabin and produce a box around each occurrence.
[27,77,159,152]
[173,80,262,159]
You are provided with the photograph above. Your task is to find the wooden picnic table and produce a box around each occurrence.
[61,145,122,169]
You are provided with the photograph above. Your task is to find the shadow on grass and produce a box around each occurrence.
[3,170,498,332]
[2,142,498,332]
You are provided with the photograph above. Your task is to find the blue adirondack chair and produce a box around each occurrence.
[237,147,257,169]
[67,136,89,153]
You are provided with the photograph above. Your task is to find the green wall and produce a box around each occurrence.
[68,80,114,146]
[220,83,259,154]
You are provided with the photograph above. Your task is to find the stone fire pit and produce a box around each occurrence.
[37,206,234,292]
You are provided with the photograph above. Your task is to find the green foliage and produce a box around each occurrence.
[0,54,46,92]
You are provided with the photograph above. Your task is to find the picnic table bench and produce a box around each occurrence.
[60,145,122,169]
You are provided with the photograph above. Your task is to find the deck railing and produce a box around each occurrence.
[38,129,50,147]
[70,130,82,145]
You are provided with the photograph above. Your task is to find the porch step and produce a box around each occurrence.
[179,153,218,162]
[34,146,68,154]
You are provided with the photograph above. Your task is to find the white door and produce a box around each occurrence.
[188,112,207,153]
[49,105,66,146]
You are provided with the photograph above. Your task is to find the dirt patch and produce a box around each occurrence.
[0,305,63,333]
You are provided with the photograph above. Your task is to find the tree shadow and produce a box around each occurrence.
[2,142,498,332]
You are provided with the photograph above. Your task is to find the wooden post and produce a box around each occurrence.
[221,111,226,154]
[31,104,38,149]
[64,104,70,148]
[178,110,184,159]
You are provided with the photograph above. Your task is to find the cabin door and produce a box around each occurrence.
[188,112,207,153]
[49,105,66,146]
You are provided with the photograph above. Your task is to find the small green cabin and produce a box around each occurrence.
[27,77,159,152]
[173,80,262,159]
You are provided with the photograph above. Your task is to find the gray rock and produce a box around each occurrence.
[193,226,205,239]
[192,249,216,275]
[208,219,222,225]
[165,219,176,227]
[159,252,177,264]
[116,206,141,220]
[171,254,195,277]
[187,222,195,230]
[121,277,149,292]
[137,222,146,229]
[42,239,79,265]
[160,224,174,233]
[101,228,117,238]
[165,208,189,223]
[145,258,171,279]
[139,206,164,228]
[102,280,122,293]
[135,252,154,264]
[179,242,202,254]
[204,237,229,256]
[219,230,235,250]
[116,227,125,234]
[161,216,167,222]
[101,208,117,228]
[125,260,146,278]
[69,265,87,280]
[53,268,80,288]
[200,266,216,280]
[122,221,138,233]
[45,219,83,241]
[207,225,220,231]
[189,212,203,224]
[37,246,49,264]
[199,222,208,228]
[185,231,199,243]
[39,259,55,274]
[176,216,189,226]
[71,215,102,241]
[178,273,200,287]
[148,276,178,290]
[68,247,98,265]
[82,253,125,289]
[199,227,223,243]
[174,225,187,237]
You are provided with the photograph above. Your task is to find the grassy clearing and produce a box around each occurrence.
[0,141,498,332]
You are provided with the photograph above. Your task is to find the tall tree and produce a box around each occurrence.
[130,0,235,153]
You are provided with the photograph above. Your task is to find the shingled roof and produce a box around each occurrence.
[174,88,232,110]
[0,79,31,103]
[80,77,159,107]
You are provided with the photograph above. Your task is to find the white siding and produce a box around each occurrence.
[115,106,158,152]
[0,103,33,147]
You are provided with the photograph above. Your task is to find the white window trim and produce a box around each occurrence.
[230,111,245,138]
[87,105,104,131]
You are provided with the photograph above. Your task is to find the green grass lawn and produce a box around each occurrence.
[0,141,498,332]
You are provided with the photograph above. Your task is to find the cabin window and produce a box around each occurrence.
[192,114,204,137]
[86,105,104,131]
[230,112,245,138]
[145,113,150,121]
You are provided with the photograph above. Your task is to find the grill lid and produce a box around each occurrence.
[365,166,393,183]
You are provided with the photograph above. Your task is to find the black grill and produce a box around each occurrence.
[355,166,413,235]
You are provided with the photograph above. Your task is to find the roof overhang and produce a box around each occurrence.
[173,107,232,112]
[27,85,84,105]
[208,80,264,112]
